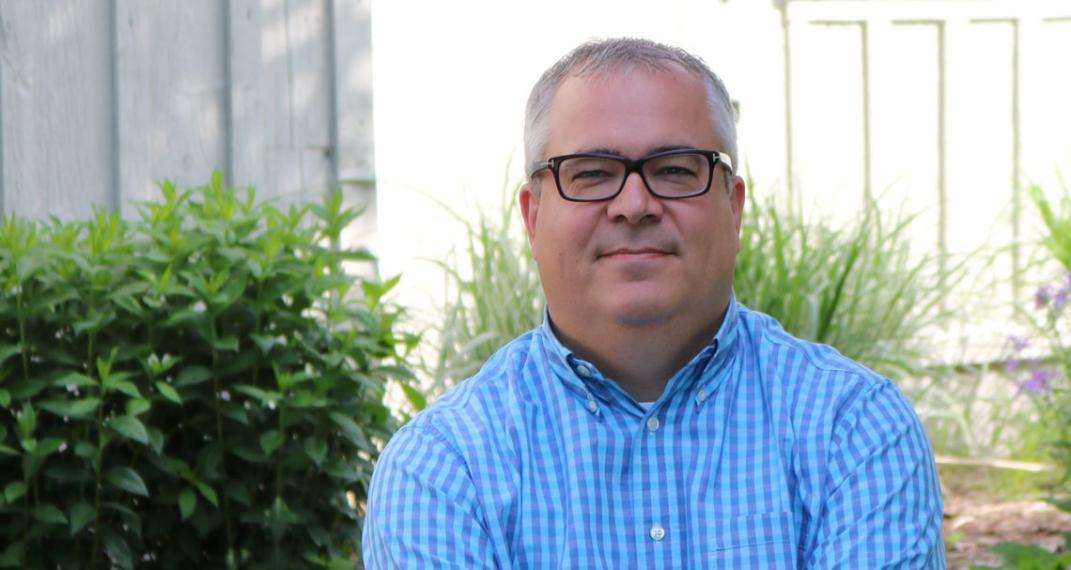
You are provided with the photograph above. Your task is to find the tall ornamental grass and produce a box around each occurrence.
[426,183,955,399]
[422,190,543,401]
[0,174,416,568]
[734,192,959,380]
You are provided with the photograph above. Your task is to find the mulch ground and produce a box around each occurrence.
[942,466,1071,569]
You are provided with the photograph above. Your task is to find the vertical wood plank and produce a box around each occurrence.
[38,0,115,219]
[113,0,150,217]
[860,19,874,203]
[330,0,377,254]
[0,3,35,215]
[148,1,227,192]
[780,6,797,211]
[225,0,264,190]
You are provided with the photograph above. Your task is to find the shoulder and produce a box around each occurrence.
[735,304,903,418]
[382,329,543,466]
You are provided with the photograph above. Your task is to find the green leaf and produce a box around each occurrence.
[101,527,133,570]
[0,389,9,408]
[33,503,68,524]
[234,384,282,404]
[0,344,21,367]
[108,380,142,399]
[178,488,196,520]
[4,481,27,503]
[16,404,36,438]
[125,398,151,416]
[213,335,239,352]
[30,437,64,458]
[108,415,149,445]
[74,441,95,459]
[174,365,212,387]
[400,382,427,412]
[38,397,100,419]
[328,411,371,451]
[0,541,23,567]
[155,381,182,405]
[104,466,149,497]
[251,334,276,354]
[260,430,285,455]
[191,479,219,508]
[326,559,354,570]
[147,427,164,454]
[70,502,96,535]
[304,437,327,467]
[51,372,98,389]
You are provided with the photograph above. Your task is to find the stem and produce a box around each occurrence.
[15,288,30,547]
[210,315,237,566]
[274,406,284,564]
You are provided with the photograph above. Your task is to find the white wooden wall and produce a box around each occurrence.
[0,0,375,241]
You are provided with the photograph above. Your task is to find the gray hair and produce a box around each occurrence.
[523,37,738,182]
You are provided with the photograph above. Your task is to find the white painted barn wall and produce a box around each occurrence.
[0,0,375,246]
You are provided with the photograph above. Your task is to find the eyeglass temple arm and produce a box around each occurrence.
[717,154,734,175]
[528,160,552,178]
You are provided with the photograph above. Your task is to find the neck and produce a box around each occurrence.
[550,302,728,402]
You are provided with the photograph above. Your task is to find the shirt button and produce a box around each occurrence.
[587,400,598,413]
[697,388,707,402]
[646,416,660,432]
[649,524,665,541]
[576,365,590,377]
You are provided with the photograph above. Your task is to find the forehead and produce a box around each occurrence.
[545,65,718,156]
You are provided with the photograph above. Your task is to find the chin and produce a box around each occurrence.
[608,301,677,329]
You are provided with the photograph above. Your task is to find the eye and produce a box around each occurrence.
[655,165,697,177]
[571,168,613,181]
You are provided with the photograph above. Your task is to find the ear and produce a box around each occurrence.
[728,175,746,234]
[519,181,540,245]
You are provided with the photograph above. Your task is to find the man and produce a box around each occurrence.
[364,38,945,568]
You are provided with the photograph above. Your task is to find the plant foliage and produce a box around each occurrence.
[735,192,958,379]
[422,189,543,400]
[0,173,416,568]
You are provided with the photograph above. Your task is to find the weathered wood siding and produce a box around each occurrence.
[0,0,375,227]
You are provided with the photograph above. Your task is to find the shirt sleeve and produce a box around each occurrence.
[805,381,946,569]
[362,423,500,569]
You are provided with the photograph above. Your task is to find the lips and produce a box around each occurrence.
[598,246,674,259]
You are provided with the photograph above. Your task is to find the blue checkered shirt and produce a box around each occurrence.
[363,299,945,568]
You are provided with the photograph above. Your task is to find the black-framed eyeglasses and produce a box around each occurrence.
[528,149,734,202]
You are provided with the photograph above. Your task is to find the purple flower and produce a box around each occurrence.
[1006,358,1021,373]
[1009,335,1031,352]
[1037,284,1054,309]
[1056,290,1069,311]
[1020,367,1058,396]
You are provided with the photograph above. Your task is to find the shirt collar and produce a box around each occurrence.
[534,292,742,410]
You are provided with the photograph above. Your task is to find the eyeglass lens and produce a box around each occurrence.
[557,153,710,200]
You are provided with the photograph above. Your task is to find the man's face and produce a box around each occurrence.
[520,66,745,340]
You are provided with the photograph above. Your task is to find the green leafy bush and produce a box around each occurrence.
[0,174,415,568]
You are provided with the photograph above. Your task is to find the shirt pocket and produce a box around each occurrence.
[704,511,798,568]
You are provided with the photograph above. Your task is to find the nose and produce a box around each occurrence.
[606,171,664,224]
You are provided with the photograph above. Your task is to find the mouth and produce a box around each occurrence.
[598,247,673,259]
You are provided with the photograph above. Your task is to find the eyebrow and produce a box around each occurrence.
[574,145,698,157]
